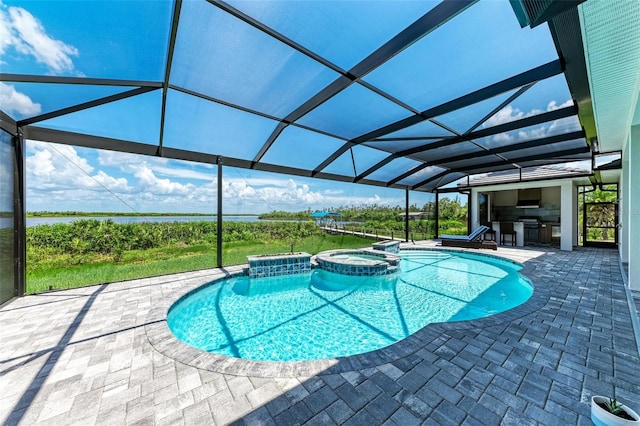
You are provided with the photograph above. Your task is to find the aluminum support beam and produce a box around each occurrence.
[0,73,162,88]
[389,106,578,158]
[158,0,183,156]
[405,188,410,242]
[17,87,159,127]
[427,130,585,166]
[318,60,564,177]
[435,192,439,238]
[387,163,432,186]
[217,158,223,268]
[353,60,564,144]
[14,131,26,297]
[259,0,476,166]
[0,111,16,134]
[411,145,590,190]
[22,126,160,157]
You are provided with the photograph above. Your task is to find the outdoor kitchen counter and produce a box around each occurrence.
[539,222,561,243]
[492,221,525,247]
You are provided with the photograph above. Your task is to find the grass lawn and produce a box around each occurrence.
[26,234,373,293]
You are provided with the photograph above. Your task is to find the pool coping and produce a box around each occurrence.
[144,248,549,378]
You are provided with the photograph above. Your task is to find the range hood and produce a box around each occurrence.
[516,199,540,208]
[516,188,541,208]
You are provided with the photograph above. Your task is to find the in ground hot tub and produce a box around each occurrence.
[372,239,400,254]
[246,252,311,278]
[315,249,400,276]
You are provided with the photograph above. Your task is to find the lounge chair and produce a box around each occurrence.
[440,225,498,250]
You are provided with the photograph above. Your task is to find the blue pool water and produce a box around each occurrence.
[167,250,532,361]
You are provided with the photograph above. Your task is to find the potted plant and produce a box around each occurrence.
[591,396,640,426]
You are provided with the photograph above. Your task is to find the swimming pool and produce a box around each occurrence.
[167,249,532,362]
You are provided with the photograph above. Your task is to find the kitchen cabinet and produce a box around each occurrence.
[539,224,552,243]
[539,223,560,244]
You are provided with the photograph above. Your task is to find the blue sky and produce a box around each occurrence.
[1,0,583,213]
[25,140,433,213]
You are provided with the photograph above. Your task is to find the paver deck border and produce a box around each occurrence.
[3,245,639,425]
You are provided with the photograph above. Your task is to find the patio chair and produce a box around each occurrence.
[500,222,516,246]
[481,221,496,241]
[440,225,498,250]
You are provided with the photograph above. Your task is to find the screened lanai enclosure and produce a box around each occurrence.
[0,0,616,302]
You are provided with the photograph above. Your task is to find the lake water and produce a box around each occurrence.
[0,216,354,228]
[25,215,263,227]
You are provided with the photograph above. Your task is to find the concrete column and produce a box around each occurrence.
[572,182,578,247]
[629,125,640,290]
[620,141,629,264]
[560,181,575,251]
[470,188,480,230]
[217,158,223,268]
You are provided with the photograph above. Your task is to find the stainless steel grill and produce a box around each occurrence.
[519,217,540,227]
[519,217,540,242]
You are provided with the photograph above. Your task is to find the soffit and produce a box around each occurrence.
[578,0,640,152]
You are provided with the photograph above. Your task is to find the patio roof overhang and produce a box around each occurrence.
[0,0,599,193]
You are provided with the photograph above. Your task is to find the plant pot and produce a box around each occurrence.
[591,396,640,426]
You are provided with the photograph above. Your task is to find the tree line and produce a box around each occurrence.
[260,198,467,223]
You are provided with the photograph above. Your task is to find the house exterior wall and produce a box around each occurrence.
[620,136,629,265]
[541,187,561,206]
[492,190,517,206]
[629,125,640,290]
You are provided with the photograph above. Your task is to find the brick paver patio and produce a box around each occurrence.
[1,245,639,425]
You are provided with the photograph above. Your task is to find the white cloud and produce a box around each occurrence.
[1,3,78,118]
[484,105,531,128]
[228,174,297,188]
[133,164,195,195]
[25,141,137,208]
[25,141,406,213]
[491,132,514,144]
[486,100,580,145]
[221,178,324,209]
[153,165,214,181]
[484,99,574,128]
[223,181,257,200]
[27,140,94,176]
[3,4,78,73]
[98,151,215,181]
[546,99,573,111]
[26,146,56,177]
[92,170,130,192]
[322,189,343,195]
[97,150,155,168]
[0,82,41,116]
[400,165,445,182]
[0,4,14,58]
